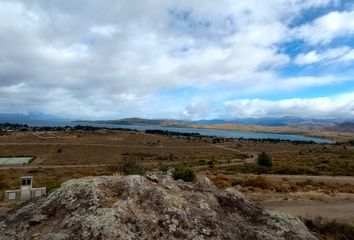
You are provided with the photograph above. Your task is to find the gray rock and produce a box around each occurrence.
[0,173,317,240]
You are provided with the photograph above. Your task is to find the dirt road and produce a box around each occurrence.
[263,200,354,222]
[236,173,354,184]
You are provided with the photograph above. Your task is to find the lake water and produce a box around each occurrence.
[72,122,332,143]
[20,121,332,143]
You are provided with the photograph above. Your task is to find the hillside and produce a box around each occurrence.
[95,118,187,127]
[0,172,317,240]
[325,122,354,133]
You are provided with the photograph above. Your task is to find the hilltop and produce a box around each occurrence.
[0,172,317,240]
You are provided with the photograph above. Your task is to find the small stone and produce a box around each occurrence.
[146,174,159,183]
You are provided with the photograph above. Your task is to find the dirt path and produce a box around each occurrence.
[235,173,354,184]
[0,142,219,149]
[0,161,165,170]
[211,144,241,152]
[263,200,354,222]
[0,164,111,170]
[211,144,256,163]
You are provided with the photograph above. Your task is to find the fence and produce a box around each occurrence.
[4,190,21,201]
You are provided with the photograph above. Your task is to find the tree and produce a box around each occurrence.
[257,151,273,167]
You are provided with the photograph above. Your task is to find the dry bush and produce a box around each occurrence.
[274,182,291,192]
[242,176,273,189]
[303,217,354,240]
[211,175,231,188]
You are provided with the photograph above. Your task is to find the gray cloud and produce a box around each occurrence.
[0,0,352,119]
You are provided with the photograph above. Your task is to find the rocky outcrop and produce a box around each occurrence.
[0,172,317,240]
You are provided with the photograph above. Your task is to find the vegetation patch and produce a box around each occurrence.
[256,152,273,168]
[303,217,354,240]
[172,165,196,182]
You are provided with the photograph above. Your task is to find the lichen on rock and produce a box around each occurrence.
[0,172,317,240]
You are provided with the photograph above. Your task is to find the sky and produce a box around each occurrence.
[1,0,354,120]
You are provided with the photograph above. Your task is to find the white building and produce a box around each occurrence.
[4,176,46,201]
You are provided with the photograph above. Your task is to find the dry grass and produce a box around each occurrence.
[1,130,353,217]
[0,131,242,166]
[303,217,354,240]
[112,171,124,180]
[217,141,354,176]
[189,123,354,141]
[209,174,354,195]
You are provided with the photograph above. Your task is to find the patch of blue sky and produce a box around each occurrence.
[289,1,347,28]
[278,40,311,58]
[280,38,354,63]
[327,36,354,48]
[257,81,354,101]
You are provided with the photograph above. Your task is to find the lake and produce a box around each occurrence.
[72,122,332,143]
[21,121,332,143]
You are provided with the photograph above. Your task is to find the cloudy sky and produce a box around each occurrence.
[1,0,354,120]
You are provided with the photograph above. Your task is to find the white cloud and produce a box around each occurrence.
[0,0,352,119]
[90,25,118,38]
[294,46,354,65]
[183,102,212,120]
[294,10,354,44]
[223,92,354,118]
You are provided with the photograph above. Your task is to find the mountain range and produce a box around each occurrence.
[0,114,353,127]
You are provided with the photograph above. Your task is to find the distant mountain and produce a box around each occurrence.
[0,113,68,124]
[4,114,352,128]
[325,122,354,133]
[95,118,187,127]
[193,117,348,126]
[95,116,353,127]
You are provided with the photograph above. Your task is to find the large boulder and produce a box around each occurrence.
[0,172,317,239]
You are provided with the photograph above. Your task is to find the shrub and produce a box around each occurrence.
[242,176,272,189]
[122,157,144,175]
[172,165,195,182]
[211,175,231,188]
[208,160,214,168]
[0,175,10,191]
[106,156,145,175]
[158,163,169,172]
[303,217,354,240]
[231,179,243,186]
[45,181,61,192]
[257,152,273,167]
[197,159,206,165]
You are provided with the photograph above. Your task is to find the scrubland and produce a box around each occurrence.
[0,130,353,238]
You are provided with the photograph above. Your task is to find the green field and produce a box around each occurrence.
[0,157,33,165]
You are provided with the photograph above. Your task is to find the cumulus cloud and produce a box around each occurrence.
[183,102,213,120]
[294,47,354,65]
[223,92,354,119]
[295,48,344,65]
[293,10,354,44]
[90,25,118,38]
[0,0,353,119]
